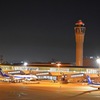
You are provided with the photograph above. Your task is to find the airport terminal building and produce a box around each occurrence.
[0,62,99,82]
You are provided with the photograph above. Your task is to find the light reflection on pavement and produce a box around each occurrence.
[0,81,100,100]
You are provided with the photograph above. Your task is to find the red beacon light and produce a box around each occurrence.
[75,20,84,26]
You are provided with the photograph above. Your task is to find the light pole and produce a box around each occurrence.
[56,62,61,82]
[96,58,100,76]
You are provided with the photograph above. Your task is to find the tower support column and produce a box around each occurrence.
[74,20,86,66]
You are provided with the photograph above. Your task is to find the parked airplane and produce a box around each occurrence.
[87,75,100,89]
[0,68,38,82]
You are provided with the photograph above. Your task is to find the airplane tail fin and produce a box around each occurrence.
[87,75,92,84]
[0,68,5,76]
[0,68,9,77]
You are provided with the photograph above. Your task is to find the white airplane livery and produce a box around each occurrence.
[0,68,38,82]
[87,75,100,89]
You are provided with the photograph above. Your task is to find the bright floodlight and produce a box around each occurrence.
[56,63,61,67]
[96,58,100,64]
[24,62,28,66]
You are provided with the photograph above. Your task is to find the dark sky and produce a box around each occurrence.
[0,0,100,63]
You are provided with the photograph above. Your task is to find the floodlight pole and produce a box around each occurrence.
[96,58,100,76]
[56,62,61,82]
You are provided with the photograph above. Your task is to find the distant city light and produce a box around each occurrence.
[90,56,93,59]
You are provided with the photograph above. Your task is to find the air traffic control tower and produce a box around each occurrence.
[74,20,86,66]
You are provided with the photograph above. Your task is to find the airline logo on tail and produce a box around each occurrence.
[0,68,9,77]
[87,75,100,89]
[87,75,92,84]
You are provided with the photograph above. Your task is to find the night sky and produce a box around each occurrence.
[0,0,100,63]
